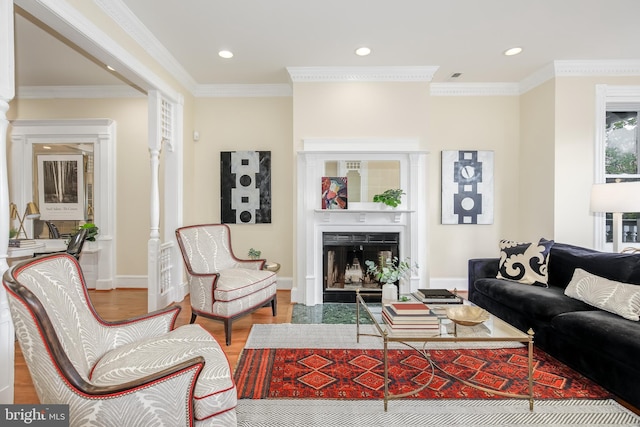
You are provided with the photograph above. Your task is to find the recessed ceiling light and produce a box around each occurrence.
[355,47,371,56]
[218,50,234,59]
[503,47,523,56]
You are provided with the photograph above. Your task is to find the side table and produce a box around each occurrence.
[264,262,280,273]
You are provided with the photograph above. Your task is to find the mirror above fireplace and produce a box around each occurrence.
[324,160,400,203]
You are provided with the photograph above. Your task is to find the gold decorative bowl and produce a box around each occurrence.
[445,306,490,326]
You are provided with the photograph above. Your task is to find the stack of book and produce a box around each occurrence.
[412,288,463,304]
[8,239,37,248]
[381,302,440,330]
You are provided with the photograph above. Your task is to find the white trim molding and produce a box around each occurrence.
[194,84,292,98]
[430,83,520,97]
[17,85,144,99]
[93,0,198,93]
[287,66,439,83]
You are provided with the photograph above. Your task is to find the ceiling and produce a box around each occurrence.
[13,0,640,90]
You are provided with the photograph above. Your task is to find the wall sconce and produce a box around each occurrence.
[590,181,640,253]
[11,202,41,239]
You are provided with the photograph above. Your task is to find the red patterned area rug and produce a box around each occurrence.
[234,347,610,400]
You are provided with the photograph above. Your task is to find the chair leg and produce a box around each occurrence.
[271,295,277,316]
[224,319,232,346]
[190,313,197,324]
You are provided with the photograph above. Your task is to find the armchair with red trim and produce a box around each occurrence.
[176,224,277,345]
[3,253,237,426]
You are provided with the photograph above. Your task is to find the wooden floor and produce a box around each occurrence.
[13,289,293,404]
[12,289,640,417]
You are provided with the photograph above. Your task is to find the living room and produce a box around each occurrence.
[1,1,640,425]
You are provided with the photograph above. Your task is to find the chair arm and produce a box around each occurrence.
[103,305,182,334]
[234,258,265,270]
[84,356,205,396]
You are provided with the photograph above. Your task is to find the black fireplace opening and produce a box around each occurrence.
[323,232,400,303]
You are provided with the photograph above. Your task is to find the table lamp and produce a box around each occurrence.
[590,181,640,252]
[15,201,41,239]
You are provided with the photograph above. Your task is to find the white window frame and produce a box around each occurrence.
[594,85,640,250]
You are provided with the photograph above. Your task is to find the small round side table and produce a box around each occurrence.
[264,262,281,273]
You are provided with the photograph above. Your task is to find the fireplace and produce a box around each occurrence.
[294,139,429,306]
[323,232,399,302]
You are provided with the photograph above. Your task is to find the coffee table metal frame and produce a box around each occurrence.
[355,289,535,411]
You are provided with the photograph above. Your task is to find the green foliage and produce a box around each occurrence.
[78,223,99,242]
[372,189,405,207]
[248,248,262,259]
[365,256,418,284]
[606,146,638,175]
[9,228,17,239]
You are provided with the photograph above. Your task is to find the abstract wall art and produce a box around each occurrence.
[321,177,348,209]
[441,150,494,224]
[220,150,271,224]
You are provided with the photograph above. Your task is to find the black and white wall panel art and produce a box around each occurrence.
[441,150,494,225]
[220,150,272,224]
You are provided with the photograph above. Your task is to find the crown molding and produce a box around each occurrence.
[554,60,640,77]
[93,0,198,93]
[430,82,520,97]
[193,84,292,98]
[287,66,439,82]
[17,85,144,99]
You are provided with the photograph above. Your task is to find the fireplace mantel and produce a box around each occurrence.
[294,139,429,306]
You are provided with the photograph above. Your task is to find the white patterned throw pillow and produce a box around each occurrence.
[565,268,640,321]
[496,238,554,286]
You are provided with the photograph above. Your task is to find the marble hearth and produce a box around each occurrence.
[293,139,429,305]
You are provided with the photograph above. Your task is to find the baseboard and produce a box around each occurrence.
[115,275,148,289]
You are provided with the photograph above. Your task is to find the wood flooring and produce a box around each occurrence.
[13,289,293,404]
[11,288,639,417]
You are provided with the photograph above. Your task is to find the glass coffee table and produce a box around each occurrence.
[355,289,535,411]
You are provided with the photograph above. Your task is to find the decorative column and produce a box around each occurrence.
[147,91,162,311]
[0,0,15,403]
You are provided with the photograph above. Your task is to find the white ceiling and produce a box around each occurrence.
[13,0,640,90]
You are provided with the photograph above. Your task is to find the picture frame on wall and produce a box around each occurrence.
[441,150,494,224]
[37,154,85,220]
[220,150,272,224]
[321,176,348,209]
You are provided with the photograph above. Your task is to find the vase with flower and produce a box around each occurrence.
[365,256,418,303]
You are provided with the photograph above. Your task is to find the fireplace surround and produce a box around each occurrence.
[294,139,429,306]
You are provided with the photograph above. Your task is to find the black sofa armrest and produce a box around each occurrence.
[468,258,499,301]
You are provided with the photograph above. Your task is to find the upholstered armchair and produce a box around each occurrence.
[3,254,237,426]
[176,224,277,345]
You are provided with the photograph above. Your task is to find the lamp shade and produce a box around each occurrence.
[25,202,40,219]
[9,203,18,220]
[590,182,640,213]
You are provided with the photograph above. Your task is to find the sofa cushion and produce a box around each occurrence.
[473,278,593,320]
[496,238,554,286]
[547,243,640,289]
[551,310,640,371]
[565,268,640,321]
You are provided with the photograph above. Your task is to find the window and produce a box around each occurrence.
[604,110,639,244]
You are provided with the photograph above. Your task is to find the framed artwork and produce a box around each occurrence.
[37,154,85,220]
[220,150,271,224]
[441,150,494,224]
[321,177,348,209]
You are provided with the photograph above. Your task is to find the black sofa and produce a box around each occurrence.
[468,242,640,409]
